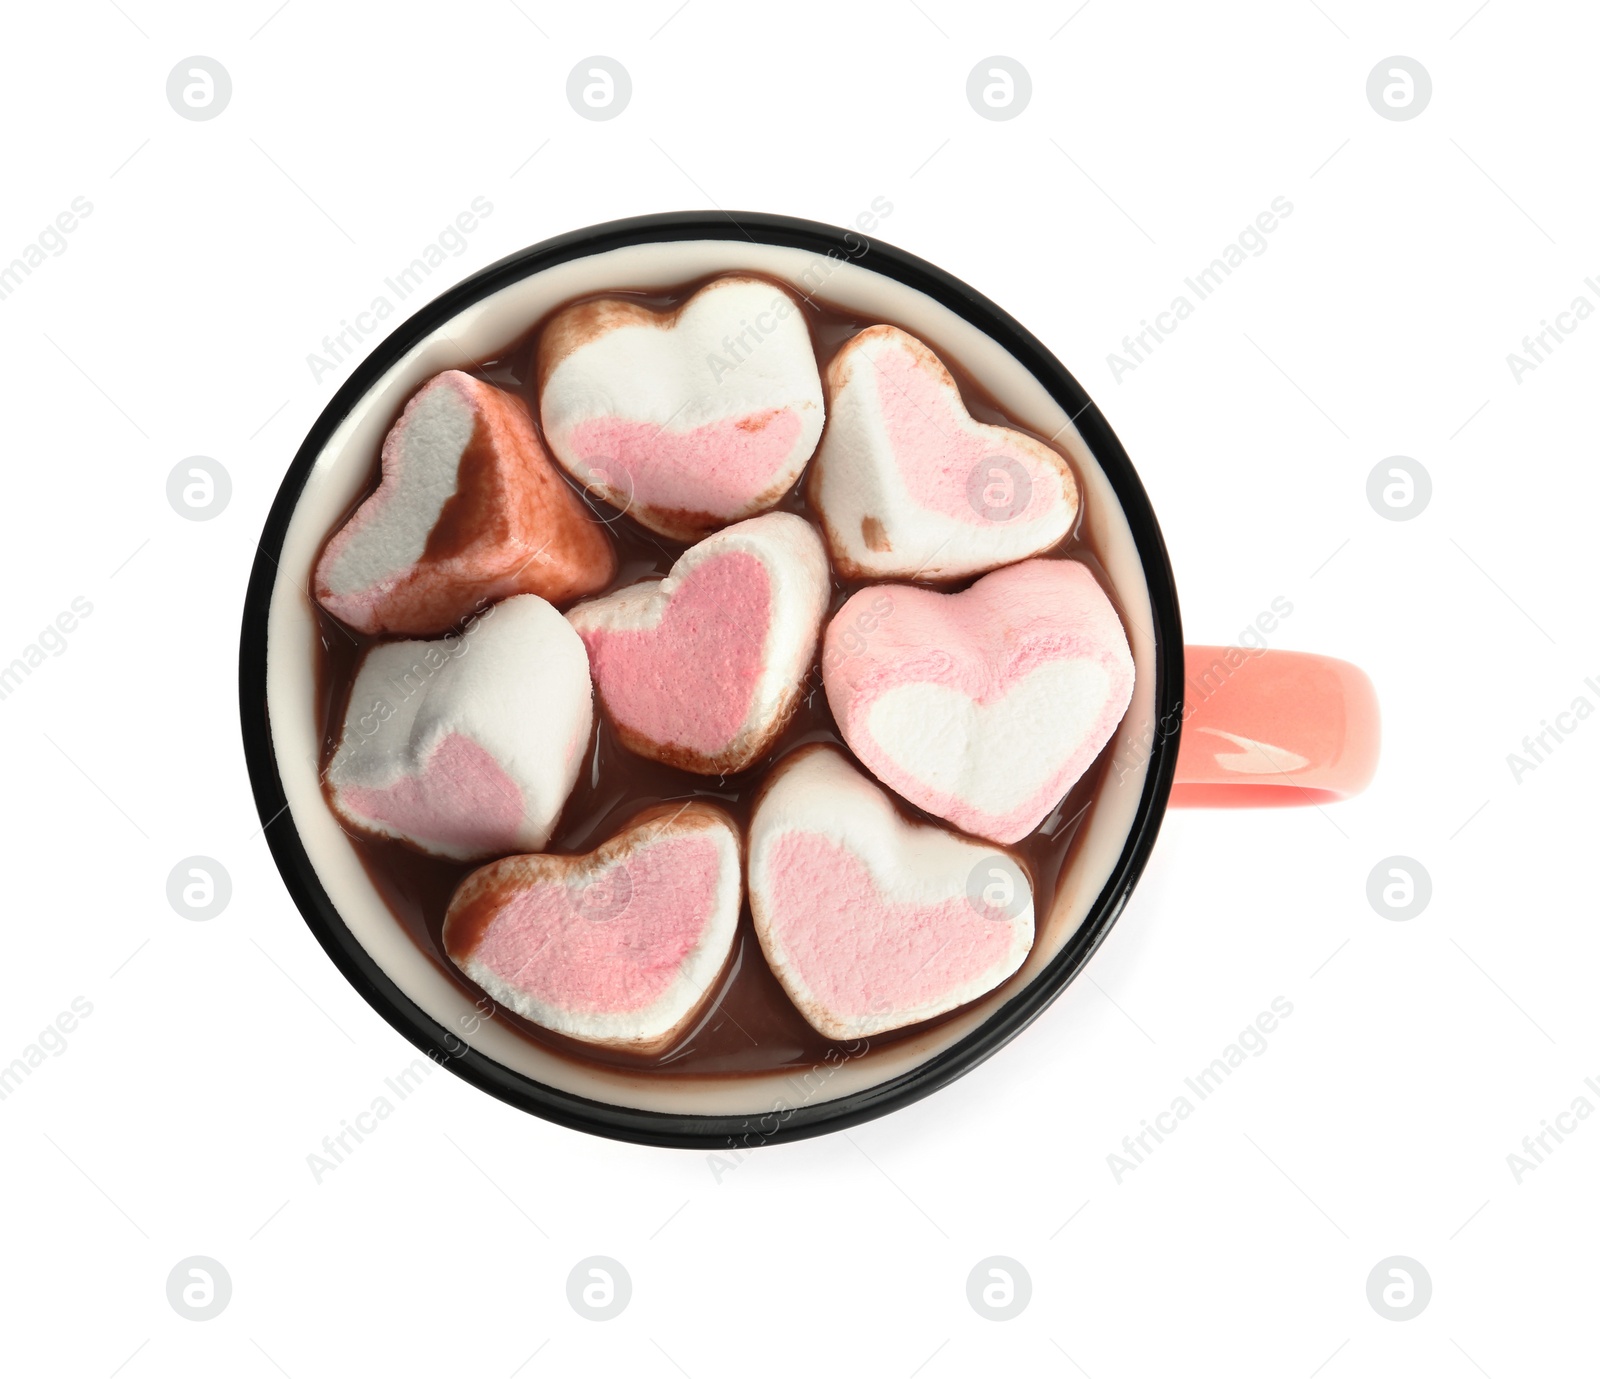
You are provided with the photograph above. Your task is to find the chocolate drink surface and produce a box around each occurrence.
[314,274,1133,1077]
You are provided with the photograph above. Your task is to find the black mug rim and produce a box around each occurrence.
[238,210,1185,1151]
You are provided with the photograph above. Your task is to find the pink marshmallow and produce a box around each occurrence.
[823,559,1135,844]
[567,512,829,775]
[749,746,1035,1039]
[443,802,743,1052]
[808,325,1079,580]
[538,276,825,540]
[326,594,593,860]
[316,370,615,635]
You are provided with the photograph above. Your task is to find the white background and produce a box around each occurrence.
[1,1,1594,1374]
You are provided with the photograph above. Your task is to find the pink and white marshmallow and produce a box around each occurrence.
[326,594,592,860]
[538,275,825,540]
[443,803,743,1053]
[749,746,1034,1040]
[567,512,830,775]
[807,325,1079,580]
[316,370,615,635]
[823,559,1135,844]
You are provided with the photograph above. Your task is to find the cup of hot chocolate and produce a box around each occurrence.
[241,212,1378,1148]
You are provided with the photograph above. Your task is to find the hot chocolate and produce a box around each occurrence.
[311,273,1136,1078]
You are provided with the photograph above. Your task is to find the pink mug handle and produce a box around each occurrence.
[1170,646,1379,807]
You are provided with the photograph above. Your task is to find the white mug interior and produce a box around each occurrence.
[265,237,1159,1117]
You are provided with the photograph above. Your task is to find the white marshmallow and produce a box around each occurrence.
[822,559,1135,844]
[808,325,1079,580]
[538,275,825,540]
[566,512,830,775]
[315,370,613,635]
[326,594,592,860]
[443,803,743,1053]
[749,746,1035,1040]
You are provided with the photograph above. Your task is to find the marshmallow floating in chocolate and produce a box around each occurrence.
[538,275,825,541]
[567,512,829,775]
[749,746,1034,1040]
[807,325,1079,580]
[824,559,1134,845]
[316,370,615,635]
[326,594,592,860]
[443,802,743,1053]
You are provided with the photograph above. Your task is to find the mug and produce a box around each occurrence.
[240,212,1378,1148]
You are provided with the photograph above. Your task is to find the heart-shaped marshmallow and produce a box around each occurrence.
[567,512,829,775]
[807,325,1079,580]
[327,594,592,860]
[538,275,825,540]
[316,370,616,635]
[443,802,743,1053]
[824,559,1134,844]
[749,746,1034,1039]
